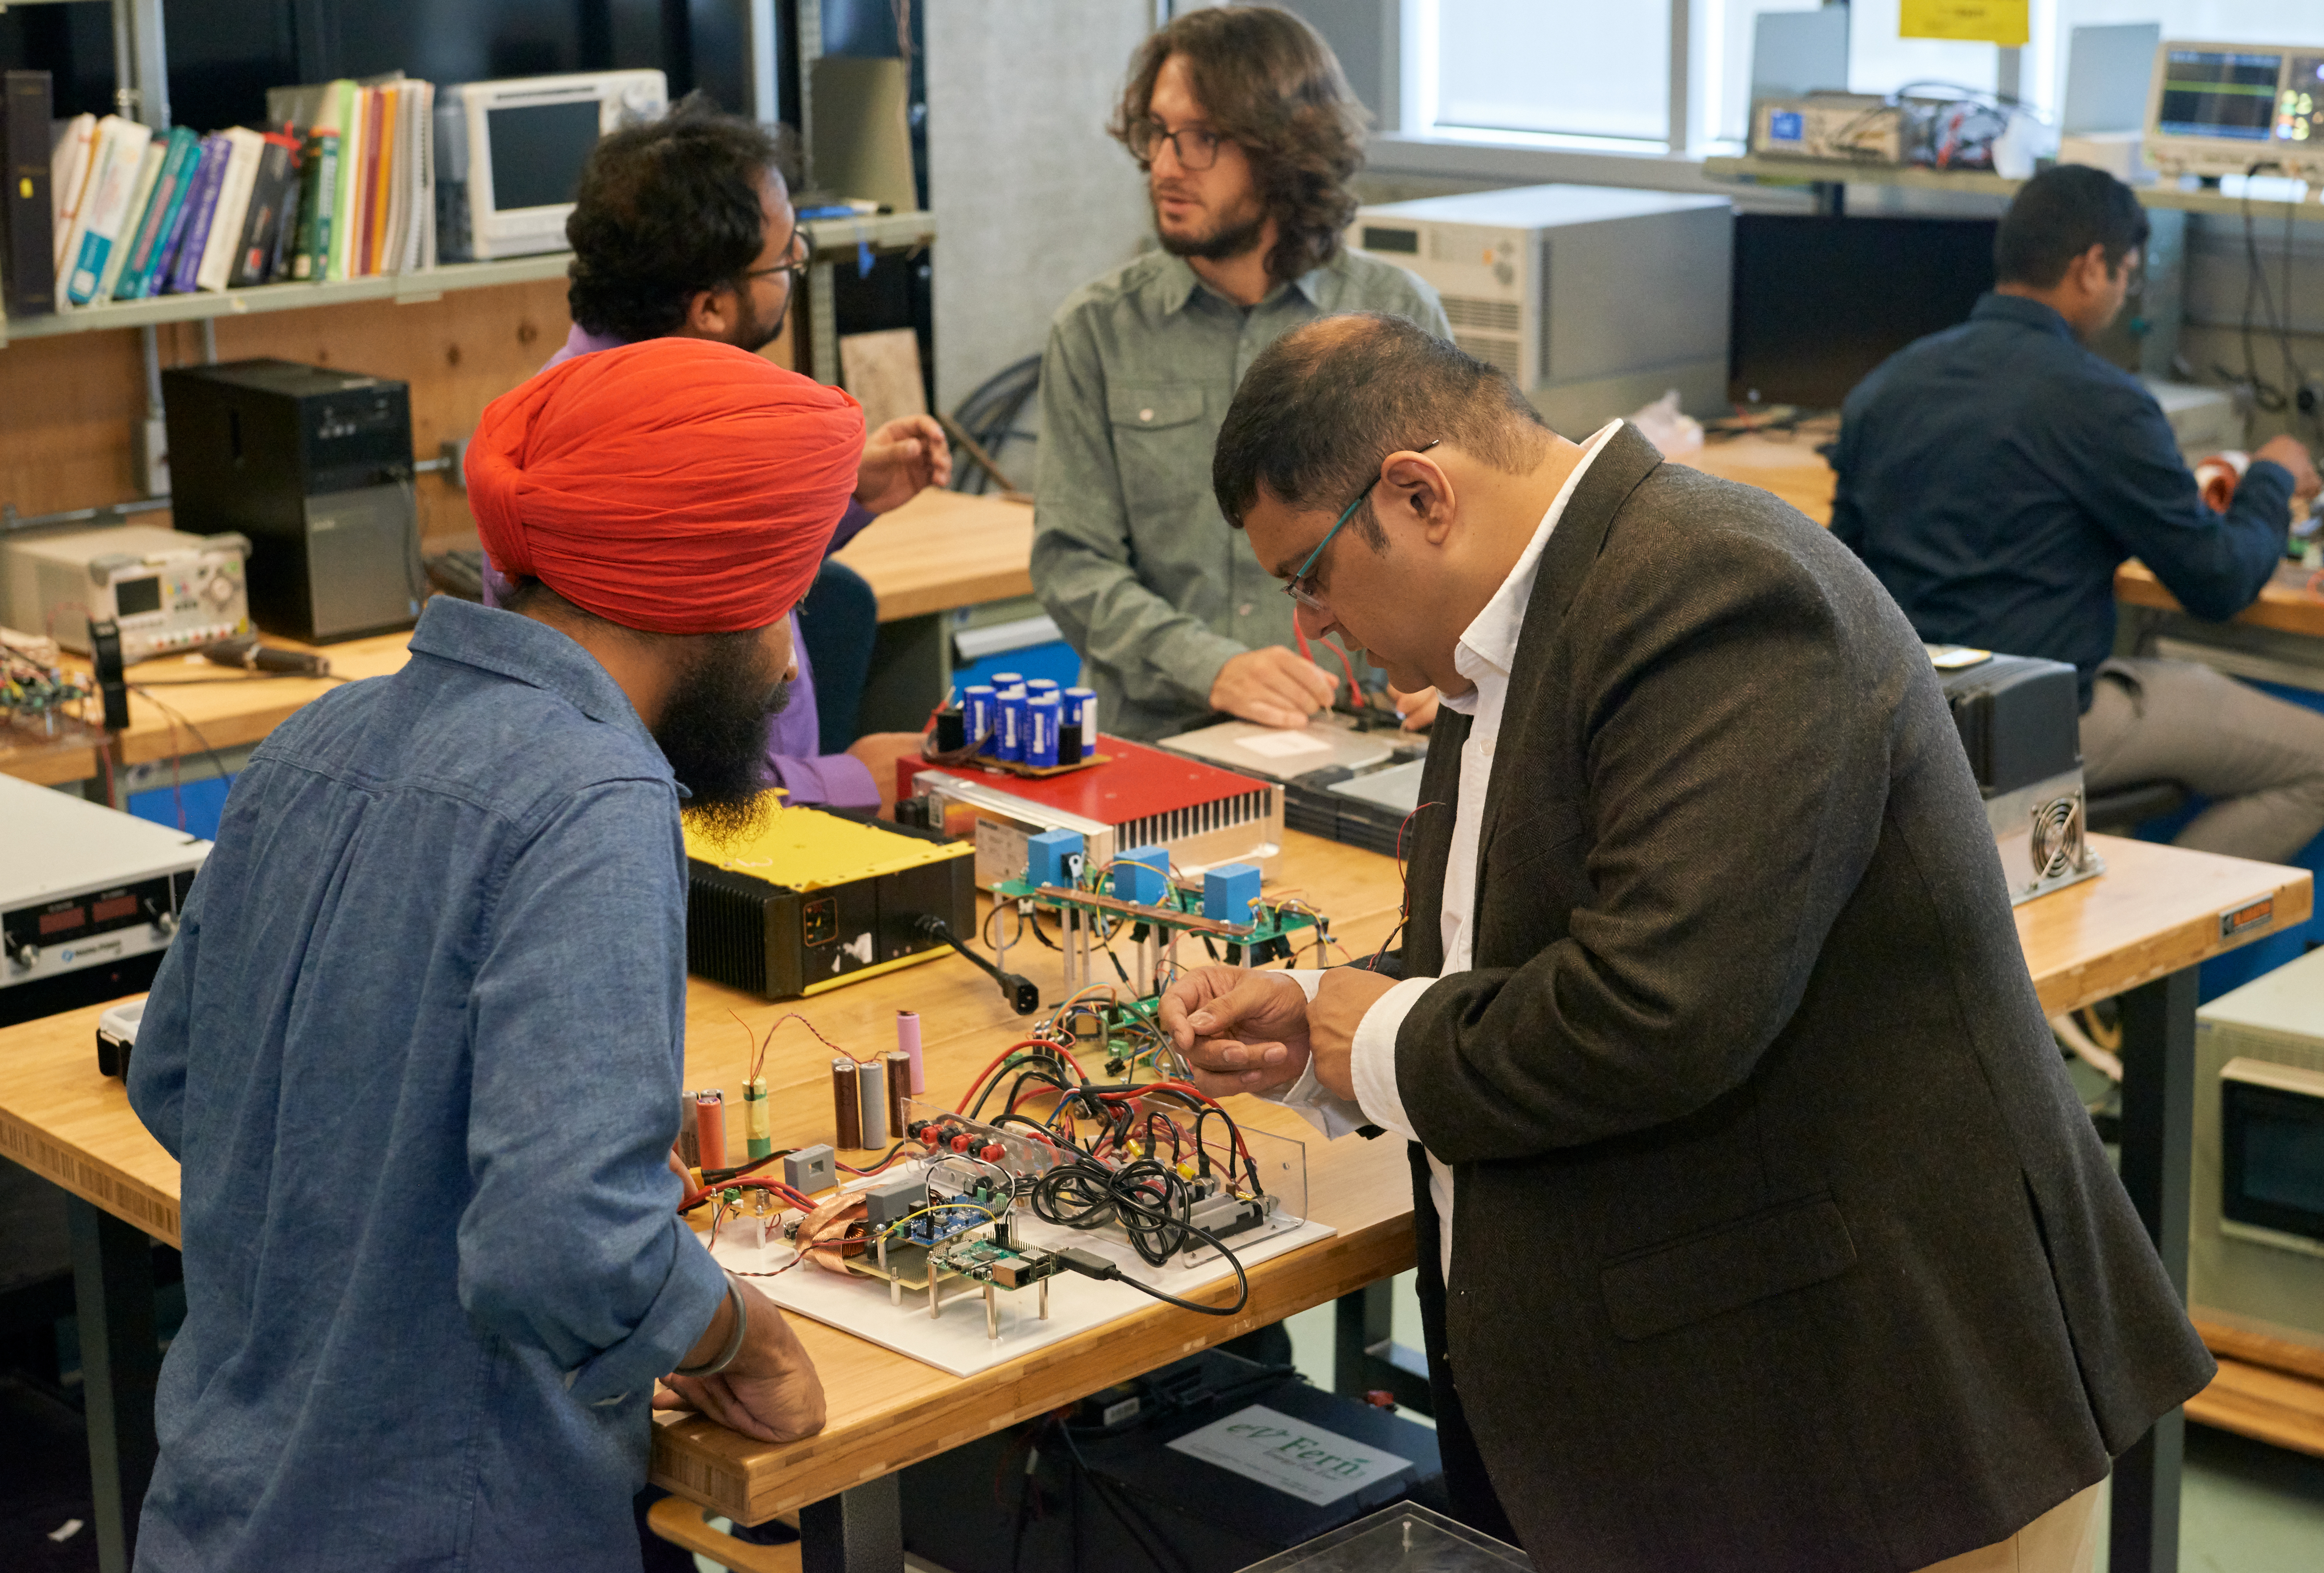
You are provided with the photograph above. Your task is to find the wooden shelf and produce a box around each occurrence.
[1701,155,2323,219]
[0,208,934,349]
[0,251,576,348]
[2189,1317,2324,1458]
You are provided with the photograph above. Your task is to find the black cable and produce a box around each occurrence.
[129,684,235,786]
[1052,1417,1186,1573]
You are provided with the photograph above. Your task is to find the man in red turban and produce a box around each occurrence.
[126,342,858,1571]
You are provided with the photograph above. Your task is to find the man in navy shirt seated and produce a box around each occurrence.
[1834,165,2324,863]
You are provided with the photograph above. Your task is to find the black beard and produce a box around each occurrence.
[656,632,790,839]
[727,284,790,355]
[1156,203,1267,263]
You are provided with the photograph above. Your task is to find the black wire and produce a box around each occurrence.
[1052,1417,1187,1573]
[129,685,236,786]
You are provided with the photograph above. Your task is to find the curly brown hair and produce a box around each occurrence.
[1110,6,1368,286]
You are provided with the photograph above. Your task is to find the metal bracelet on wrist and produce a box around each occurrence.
[672,1272,749,1379]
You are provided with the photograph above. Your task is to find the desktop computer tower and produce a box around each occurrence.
[162,359,423,642]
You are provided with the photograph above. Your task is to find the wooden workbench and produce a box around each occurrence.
[1,487,1036,789]
[1676,435,2324,642]
[2,830,2308,1573]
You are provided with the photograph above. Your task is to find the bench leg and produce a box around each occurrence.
[68,1196,160,1573]
[2110,966,2198,1573]
[800,1474,903,1573]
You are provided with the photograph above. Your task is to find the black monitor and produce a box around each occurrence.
[1728,213,1999,410]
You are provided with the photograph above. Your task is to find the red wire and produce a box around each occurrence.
[955,1039,1084,1112]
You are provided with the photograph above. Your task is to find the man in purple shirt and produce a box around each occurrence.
[484,94,951,814]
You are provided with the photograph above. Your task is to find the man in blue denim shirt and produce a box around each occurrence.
[1834,166,2324,862]
[126,338,852,1570]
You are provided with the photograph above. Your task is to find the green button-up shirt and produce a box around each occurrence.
[1032,246,1450,740]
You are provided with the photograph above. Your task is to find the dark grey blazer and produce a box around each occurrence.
[1392,423,2212,1570]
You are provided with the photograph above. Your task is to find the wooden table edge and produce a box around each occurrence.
[647,1210,1418,1522]
[2027,867,2313,1019]
[0,1104,181,1244]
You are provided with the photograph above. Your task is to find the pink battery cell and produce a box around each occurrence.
[895,1010,925,1094]
[693,1089,727,1173]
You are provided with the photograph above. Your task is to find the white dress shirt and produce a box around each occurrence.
[1273,420,1621,1280]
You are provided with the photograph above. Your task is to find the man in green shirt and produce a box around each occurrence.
[1033,5,1452,741]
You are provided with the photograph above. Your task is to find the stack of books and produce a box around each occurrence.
[15,72,438,318]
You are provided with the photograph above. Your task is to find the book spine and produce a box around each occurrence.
[364,86,390,275]
[112,127,189,298]
[166,136,230,294]
[66,120,153,304]
[50,112,94,273]
[92,142,163,303]
[289,130,337,280]
[329,82,363,281]
[123,127,199,298]
[229,135,297,287]
[195,130,261,292]
[2,70,55,317]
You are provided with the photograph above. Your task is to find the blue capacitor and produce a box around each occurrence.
[1027,695,1062,768]
[1064,687,1099,759]
[1025,678,1061,699]
[998,686,1028,763]
[987,671,1025,692]
[963,685,998,757]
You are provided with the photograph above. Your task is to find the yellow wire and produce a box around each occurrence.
[873,1198,1002,1243]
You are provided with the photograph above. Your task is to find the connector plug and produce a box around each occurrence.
[1056,1247,1119,1281]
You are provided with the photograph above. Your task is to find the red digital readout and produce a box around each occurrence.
[92,895,140,924]
[39,907,85,936]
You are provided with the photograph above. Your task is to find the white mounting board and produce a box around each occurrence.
[708,1207,1334,1378]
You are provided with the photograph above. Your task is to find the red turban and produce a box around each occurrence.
[465,338,865,634]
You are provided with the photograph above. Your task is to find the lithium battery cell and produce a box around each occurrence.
[675,1091,700,1168]
[884,1049,913,1131]
[896,1010,924,1093]
[694,1089,728,1173]
[999,687,1028,763]
[859,1055,890,1146]
[1064,687,1098,760]
[1027,695,1061,768]
[832,1057,862,1148]
[743,1076,772,1159]
[963,685,998,757]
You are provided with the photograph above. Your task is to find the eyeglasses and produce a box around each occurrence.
[740,223,807,291]
[1282,440,1441,614]
[1128,117,1225,171]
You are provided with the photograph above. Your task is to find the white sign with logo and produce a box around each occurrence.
[1165,1403,1412,1506]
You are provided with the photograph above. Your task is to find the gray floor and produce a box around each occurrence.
[1282,1272,2324,1572]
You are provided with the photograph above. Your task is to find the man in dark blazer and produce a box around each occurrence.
[1160,313,2214,1571]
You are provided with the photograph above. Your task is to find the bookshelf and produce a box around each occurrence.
[1,212,935,351]
[0,253,575,348]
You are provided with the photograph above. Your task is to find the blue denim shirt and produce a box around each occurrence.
[128,596,726,1572]
[1832,293,2292,708]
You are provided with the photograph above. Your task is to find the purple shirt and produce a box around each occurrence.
[479,323,880,809]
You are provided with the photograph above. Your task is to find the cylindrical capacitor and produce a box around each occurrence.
[963,685,998,757]
[1025,677,1061,701]
[998,686,1028,763]
[675,1090,701,1169]
[694,1089,727,1173]
[743,1075,772,1159]
[1065,687,1099,760]
[1027,695,1061,768]
[883,1049,913,1132]
[858,1055,890,1147]
[987,671,1025,692]
[831,1056,862,1148]
[896,1010,925,1093]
